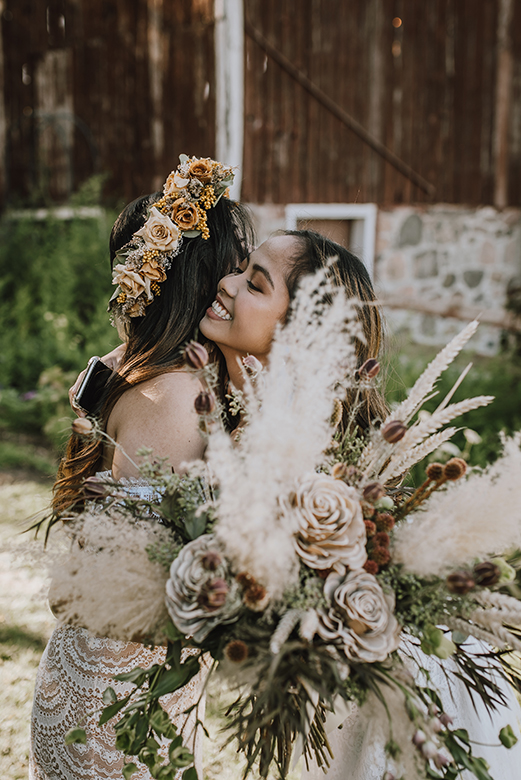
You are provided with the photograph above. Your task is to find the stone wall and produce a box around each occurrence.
[375,206,521,354]
[246,203,521,355]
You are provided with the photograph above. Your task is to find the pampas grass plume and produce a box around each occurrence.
[49,510,171,643]
[394,434,521,576]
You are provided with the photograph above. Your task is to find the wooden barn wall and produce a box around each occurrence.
[3,0,216,204]
[242,0,521,207]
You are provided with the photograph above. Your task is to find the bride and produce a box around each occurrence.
[199,228,521,780]
[30,156,254,780]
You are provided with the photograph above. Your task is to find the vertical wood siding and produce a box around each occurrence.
[2,0,215,203]
[242,0,521,206]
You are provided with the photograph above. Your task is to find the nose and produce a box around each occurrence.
[219,272,238,298]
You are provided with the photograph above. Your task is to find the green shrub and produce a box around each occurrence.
[0,210,120,390]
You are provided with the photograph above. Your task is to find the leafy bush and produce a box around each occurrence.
[0,209,119,390]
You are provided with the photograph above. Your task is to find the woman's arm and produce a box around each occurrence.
[105,371,205,479]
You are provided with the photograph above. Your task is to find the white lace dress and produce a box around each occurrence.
[302,640,521,780]
[30,475,207,780]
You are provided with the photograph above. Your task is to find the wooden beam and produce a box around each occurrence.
[379,294,521,333]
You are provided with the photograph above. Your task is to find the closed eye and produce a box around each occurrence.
[247,280,262,293]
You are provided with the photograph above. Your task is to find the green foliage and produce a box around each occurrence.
[0,209,119,391]
[384,343,521,483]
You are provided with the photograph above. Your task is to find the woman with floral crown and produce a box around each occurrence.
[30,155,255,780]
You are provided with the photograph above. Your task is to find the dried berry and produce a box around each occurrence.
[375,512,395,532]
[364,520,377,537]
[443,457,467,481]
[224,639,249,663]
[72,417,94,436]
[363,559,379,575]
[381,420,407,443]
[361,500,375,518]
[184,340,209,370]
[194,390,216,415]
[373,531,390,548]
[473,561,501,587]
[446,570,475,594]
[362,482,386,502]
[425,462,444,481]
[371,546,391,566]
[358,358,380,380]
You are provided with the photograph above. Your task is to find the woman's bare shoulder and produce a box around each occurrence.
[106,371,205,478]
[110,371,201,421]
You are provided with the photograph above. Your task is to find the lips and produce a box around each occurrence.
[210,298,232,321]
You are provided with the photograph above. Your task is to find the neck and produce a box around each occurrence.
[219,347,267,391]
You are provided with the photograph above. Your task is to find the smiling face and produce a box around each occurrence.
[199,235,297,371]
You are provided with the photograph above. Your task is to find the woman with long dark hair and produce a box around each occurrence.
[30,156,255,780]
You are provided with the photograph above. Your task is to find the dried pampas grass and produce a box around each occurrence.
[49,510,171,644]
[393,434,521,576]
[209,269,362,596]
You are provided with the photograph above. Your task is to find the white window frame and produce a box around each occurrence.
[285,203,377,278]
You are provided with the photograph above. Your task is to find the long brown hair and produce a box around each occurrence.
[53,193,255,512]
[283,229,389,430]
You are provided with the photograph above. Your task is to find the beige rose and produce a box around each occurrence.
[141,256,167,283]
[171,198,199,231]
[189,157,213,183]
[286,474,367,573]
[163,170,190,197]
[135,207,180,252]
[112,264,151,301]
[317,570,401,663]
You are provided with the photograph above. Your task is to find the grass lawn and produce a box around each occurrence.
[0,473,301,780]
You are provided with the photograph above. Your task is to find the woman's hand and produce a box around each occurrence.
[69,344,126,416]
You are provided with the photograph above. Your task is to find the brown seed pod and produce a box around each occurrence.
[473,561,501,587]
[364,519,377,537]
[381,420,407,443]
[72,417,94,436]
[362,482,386,502]
[373,531,390,548]
[446,570,475,594]
[371,546,391,566]
[194,390,216,415]
[375,512,395,532]
[224,639,249,663]
[443,458,467,481]
[184,340,209,370]
[363,559,379,575]
[426,462,445,481]
[358,358,380,380]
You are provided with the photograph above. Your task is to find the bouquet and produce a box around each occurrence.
[41,272,521,780]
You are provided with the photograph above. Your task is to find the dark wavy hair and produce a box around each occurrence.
[53,193,255,511]
[283,229,389,430]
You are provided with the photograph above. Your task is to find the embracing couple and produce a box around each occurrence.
[29,156,521,780]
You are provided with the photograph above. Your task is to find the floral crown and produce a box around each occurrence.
[109,154,235,321]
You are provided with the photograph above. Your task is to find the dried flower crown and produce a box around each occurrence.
[109,154,234,321]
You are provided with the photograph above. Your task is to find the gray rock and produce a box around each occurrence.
[399,214,423,246]
[463,270,483,288]
[414,251,438,279]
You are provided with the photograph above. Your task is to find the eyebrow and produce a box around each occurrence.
[251,262,274,289]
